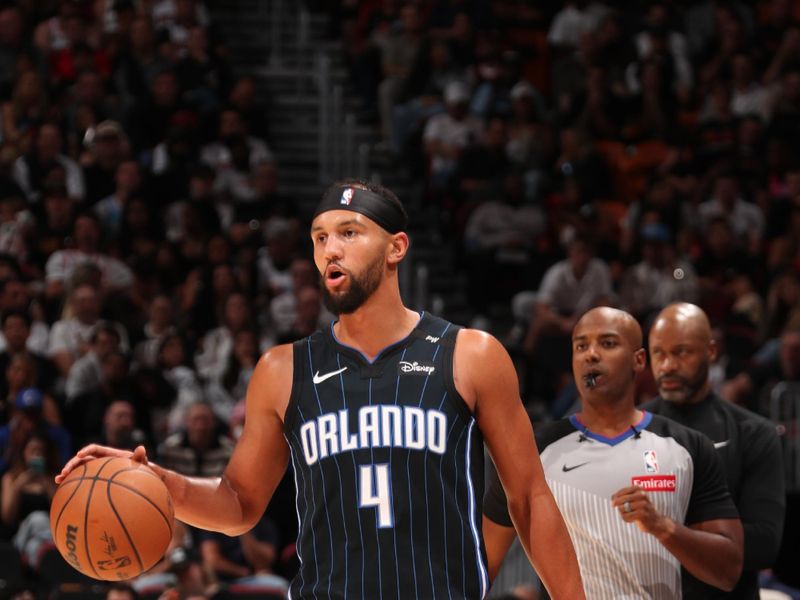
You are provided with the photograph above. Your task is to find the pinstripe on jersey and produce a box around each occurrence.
[284,312,488,600]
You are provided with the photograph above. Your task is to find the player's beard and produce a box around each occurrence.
[657,361,709,404]
[321,252,384,315]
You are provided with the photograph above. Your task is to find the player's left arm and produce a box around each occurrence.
[736,421,786,570]
[612,431,743,591]
[455,329,584,599]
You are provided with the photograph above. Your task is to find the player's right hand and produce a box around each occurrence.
[55,444,149,484]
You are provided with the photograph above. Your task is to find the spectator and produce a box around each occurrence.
[195,511,289,594]
[0,310,57,397]
[94,159,143,235]
[521,235,613,357]
[2,351,58,426]
[44,212,134,299]
[47,283,105,377]
[195,292,255,383]
[547,1,610,52]
[227,75,270,142]
[423,80,482,189]
[82,120,131,206]
[0,388,70,472]
[29,177,77,273]
[375,2,425,140]
[729,52,773,123]
[200,108,272,174]
[126,69,185,153]
[204,329,259,423]
[723,324,800,412]
[64,321,122,402]
[1,431,58,568]
[697,172,765,254]
[12,122,85,203]
[133,294,178,368]
[175,25,232,113]
[157,401,233,477]
[619,223,698,321]
[269,258,331,337]
[0,280,49,355]
[156,333,203,435]
[91,399,149,453]
[634,2,693,98]
[1,71,49,147]
[67,350,133,446]
[274,287,327,344]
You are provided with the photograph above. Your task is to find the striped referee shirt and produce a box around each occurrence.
[484,412,738,599]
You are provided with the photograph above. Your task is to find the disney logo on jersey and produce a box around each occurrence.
[643,450,659,473]
[398,361,436,376]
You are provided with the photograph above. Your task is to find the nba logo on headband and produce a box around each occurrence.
[340,188,354,205]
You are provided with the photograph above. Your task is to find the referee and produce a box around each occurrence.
[484,307,743,598]
[644,303,785,599]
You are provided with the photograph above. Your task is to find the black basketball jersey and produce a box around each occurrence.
[284,312,489,600]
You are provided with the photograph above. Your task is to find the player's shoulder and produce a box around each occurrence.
[250,343,295,405]
[454,326,507,357]
[258,342,295,370]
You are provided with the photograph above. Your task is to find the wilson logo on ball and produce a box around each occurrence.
[65,524,80,569]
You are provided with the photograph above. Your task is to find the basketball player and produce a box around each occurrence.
[58,180,584,599]
[484,307,744,598]
[644,303,785,599]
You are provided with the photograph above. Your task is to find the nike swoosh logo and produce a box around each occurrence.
[562,462,590,472]
[714,440,730,449]
[313,367,348,384]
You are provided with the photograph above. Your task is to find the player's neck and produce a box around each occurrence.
[334,285,419,361]
[578,401,643,438]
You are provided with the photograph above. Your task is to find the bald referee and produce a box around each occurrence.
[644,303,785,599]
[484,307,743,598]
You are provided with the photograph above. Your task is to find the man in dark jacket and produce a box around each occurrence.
[644,302,785,599]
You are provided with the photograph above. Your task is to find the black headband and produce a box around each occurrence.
[313,185,408,234]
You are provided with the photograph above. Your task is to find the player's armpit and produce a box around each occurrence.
[482,516,517,581]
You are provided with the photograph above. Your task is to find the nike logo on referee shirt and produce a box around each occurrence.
[713,440,730,449]
[562,462,590,472]
[313,367,348,384]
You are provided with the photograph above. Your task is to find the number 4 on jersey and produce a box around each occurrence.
[359,464,394,528]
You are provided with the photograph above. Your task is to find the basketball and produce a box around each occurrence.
[49,456,174,581]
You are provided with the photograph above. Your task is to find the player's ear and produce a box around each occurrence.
[386,232,409,265]
[633,347,647,373]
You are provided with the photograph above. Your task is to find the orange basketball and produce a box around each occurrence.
[49,456,174,581]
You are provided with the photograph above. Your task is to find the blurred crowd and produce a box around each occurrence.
[1,0,800,598]
[337,0,800,422]
[0,0,319,597]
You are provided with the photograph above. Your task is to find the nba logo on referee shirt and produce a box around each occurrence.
[341,188,354,205]
[643,450,658,473]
